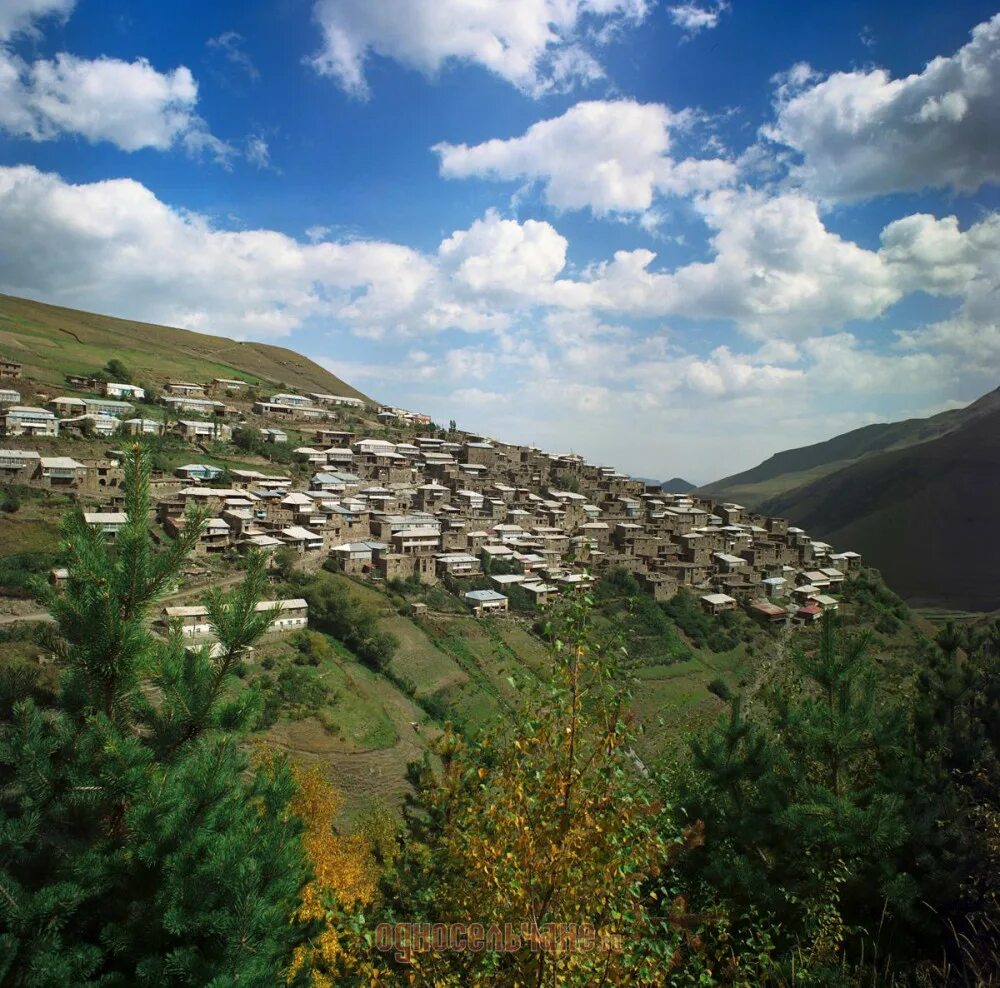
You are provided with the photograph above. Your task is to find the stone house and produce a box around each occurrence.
[38,456,87,487]
[701,592,737,615]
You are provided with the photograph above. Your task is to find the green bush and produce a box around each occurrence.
[301,574,399,671]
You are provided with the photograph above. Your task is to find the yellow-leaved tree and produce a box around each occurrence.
[368,601,711,986]
[284,764,395,986]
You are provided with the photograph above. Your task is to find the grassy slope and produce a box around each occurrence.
[761,404,1000,610]
[0,293,370,400]
[698,388,1000,509]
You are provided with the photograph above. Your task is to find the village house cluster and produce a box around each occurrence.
[1,360,861,625]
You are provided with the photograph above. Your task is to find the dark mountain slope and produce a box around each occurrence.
[661,477,696,493]
[699,389,1000,508]
[761,403,1000,610]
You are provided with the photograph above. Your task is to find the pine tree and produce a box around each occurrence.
[678,613,914,975]
[0,445,308,984]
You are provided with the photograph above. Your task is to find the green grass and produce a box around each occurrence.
[0,292,370,400]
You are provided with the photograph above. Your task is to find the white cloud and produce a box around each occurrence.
[245,135,271,169]
[764,14,1000,200]
[0,48,232,160]
[0,163,994,415]
[207,31,260,82]
[438,208,568,299]
[0,164,434,338]
[434,99,735,215]
[0,1,231,161]
[308,0,649,98]
[0,0,74,41]
[668,2,728,35]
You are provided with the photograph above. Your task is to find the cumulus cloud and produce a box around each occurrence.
[0,0,74,41]
[438,209,568,299]
[434,99,736,215]
[308,0,649,98]
[0,164,437,338]
[0,50,231,160]
[2,164,994,359]
[668,2,728,35]
[764,13,1000,200]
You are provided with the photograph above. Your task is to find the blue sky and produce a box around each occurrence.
[0,0,998,482]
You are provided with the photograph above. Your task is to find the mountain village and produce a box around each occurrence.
[0,354,862,638]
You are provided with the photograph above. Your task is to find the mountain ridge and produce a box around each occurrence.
[758,396,1000,610]
[0,293,372,403]
[698,388,1000,509]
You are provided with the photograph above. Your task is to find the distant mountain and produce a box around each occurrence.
[661,477,696,493]
[0,293,370,401]
[759,392,1000,610]
[698,390,1000,509]
[634,477,697,493]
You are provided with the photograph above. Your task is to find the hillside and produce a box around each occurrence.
[699,389,1000,508]
[661,476,696,493]
[634,476,696,492]
[0,293,370,401]
[761,400,1000,610]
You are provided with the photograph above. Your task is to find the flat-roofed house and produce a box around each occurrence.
[0,448,40,479]
[261,428,288,443]
[435,552,482,577]
[164,396,223,416]
[391,526,441,555]
[165,382,206,396]
[270,393,311,407]
[0,388,21,405]
[83,511,128,539]
[465,588,509,617]
[280,526,325,552]
[2,406,58,437]
[749,600,789,624]
[353,437,396,456]
[714,552,748,574]
[310,393,365,408]
[331,540,387,574]
[162,605,213,637]
[522,582,559,607]
[761,576,787,598]
[701,592,737,615]
[175,463,224,481]
[213,378,247,392]
[259,598,309,632]
[293,446,328,465]
[38,456,86,486]
[254,400,326,420]
[0,356,22,379]
[323,447,354,467]
[315,429,354,446]
[48,396,87,417]
[61,414,119,438]
[174,419,232,441]
[104,382,145,400]
[121,417,164,436]
[82,398,134,418]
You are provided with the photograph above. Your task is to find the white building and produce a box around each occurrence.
[104,382,146,400]
[83,511,128,538]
